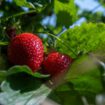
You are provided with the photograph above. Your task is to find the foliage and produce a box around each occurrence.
[49,55,103,105]
[0,81,51,105]
[54,0,77,28]
[0,65,50,83]
[56,23,105,57]
[0,0,105,105]
[99,0,105,7]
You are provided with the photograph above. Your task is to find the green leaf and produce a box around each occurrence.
[6,73,42,92]
[0,71,7,82]
[13,0,35,8]
[0,41,9,46]
[56,23,105,57]
[7,65,50,78]
[0,55,8,70]
[27,0,50,6]
[48,55,103,105]
[49,90,83,105]
[66,55,98,80]
[59,91,96,105]
[0,65,49,83]
[51,75,102,105]
[99,0,105,7]
[54,0,77,28]
[0,81,51,105]
[65,55,103,94]
[71,70,103,94]
[50,55,103,93]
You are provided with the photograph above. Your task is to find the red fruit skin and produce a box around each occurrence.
[43,52,73,76]
[8,33,44,72]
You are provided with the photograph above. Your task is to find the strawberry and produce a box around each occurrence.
[8,33,44,72]
[43,52,73,76]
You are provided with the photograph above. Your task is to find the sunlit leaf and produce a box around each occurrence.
[54,0,77,28]
[56,23,105,57]
[13,0,35,8]
[0,81,51,105]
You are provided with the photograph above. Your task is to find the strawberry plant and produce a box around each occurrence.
[0,0,105,105]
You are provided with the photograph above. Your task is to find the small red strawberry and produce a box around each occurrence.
[43,52,73,76]
[8,33,44,72]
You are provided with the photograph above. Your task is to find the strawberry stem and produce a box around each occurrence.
[1,10,36,21]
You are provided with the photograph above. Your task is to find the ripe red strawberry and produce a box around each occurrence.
[8,33,44,72]
[43,52,73,76]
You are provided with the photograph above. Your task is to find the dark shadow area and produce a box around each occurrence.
[58,0,70,3]
[6,73,42,93]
